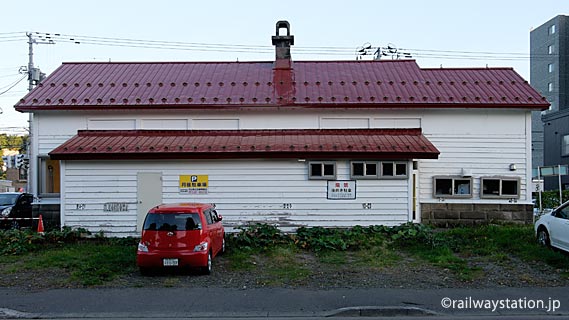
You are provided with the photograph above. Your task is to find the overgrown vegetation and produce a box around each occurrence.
[535,190,569,209]
[0,227,137,285]
[1,223,569,287]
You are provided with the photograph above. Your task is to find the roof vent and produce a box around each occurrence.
[272,20,294,69]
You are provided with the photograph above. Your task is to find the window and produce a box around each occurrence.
[204,209,214,225]
[381,161,408,179]
[550,24,556,35]
[143,213,201,231]
[548,82,554,92]
[351,161,378,179]
[548,45,555,54]
[481,177,520,198]
[433,177,473,198]
[563,135,569,156]
[548,63,554,73]
[38,157,60,196]
[308,161,336,179]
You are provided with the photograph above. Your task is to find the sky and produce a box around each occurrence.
[0,0,567,134]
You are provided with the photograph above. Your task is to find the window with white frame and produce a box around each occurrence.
[380,161,408,179]
[548,82,554,92]
[351,161,378,179]
[548,63,554,73]
[433,177,473,198]
[308,161,336,180]
[481,177,520,198]
[38,157,60,196]
[550,24,556,35]
[549,45,555,54]
[563,135,569,156]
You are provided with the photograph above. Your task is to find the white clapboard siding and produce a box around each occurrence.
[61,159,410,235]
[418,134,528,203]
[34,108,533,236]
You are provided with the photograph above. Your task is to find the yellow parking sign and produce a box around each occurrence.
[179,175,208,194]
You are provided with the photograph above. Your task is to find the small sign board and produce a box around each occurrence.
[532,179,544,193]
[180,175,209,195]
[539,165,569,177]
[327,180,356,200]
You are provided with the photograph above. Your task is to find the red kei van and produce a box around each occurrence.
[136,203,225,275]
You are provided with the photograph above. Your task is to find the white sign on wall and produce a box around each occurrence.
[327,180,356,200]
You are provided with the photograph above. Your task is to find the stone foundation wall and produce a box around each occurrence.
[421,203,533,227]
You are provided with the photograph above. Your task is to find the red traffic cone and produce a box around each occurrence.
[37,214,45,234]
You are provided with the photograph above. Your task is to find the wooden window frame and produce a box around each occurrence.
[433,176,473,198]
[308,161,336,180]
[480,176,521,199]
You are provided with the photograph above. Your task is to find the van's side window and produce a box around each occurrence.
[211,210,220,222]
[204,210,214,225]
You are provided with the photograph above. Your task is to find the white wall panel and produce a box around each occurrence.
[60,159,410,235]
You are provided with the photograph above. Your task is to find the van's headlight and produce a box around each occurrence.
[137,242,149,252]
[194,242,208,252]
[1,207,12,217]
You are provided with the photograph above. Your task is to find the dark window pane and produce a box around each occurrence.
[395,163,407,176]
[366,163,377,176]
[352,163,364,176]
[482,179,500,195]
[143,213,201,231]
[311,163,322,177]
[323,164,335,176]
[382,162,394,176]
[502,180,518,196]
[435,179,452,195]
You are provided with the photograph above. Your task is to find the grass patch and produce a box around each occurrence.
[225,248,258,271]
[262,245,311,285]
[5,241,137,286]
[1,224,569,287]
[317,250,347,265]
[351,245,401,269]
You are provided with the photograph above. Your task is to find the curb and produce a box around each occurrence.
[0,308,37,319]
[325,306,439,317]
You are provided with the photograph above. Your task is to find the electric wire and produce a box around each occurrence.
[0,76,27,97]
[29,31,544,61]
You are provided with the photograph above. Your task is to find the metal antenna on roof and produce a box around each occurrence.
[355,43,373,60]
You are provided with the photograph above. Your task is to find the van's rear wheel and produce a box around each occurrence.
[202,251,212,275]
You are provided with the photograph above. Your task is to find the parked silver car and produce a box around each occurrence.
[535,200,569,253]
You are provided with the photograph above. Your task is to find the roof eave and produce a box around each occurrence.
[48,150,439,161]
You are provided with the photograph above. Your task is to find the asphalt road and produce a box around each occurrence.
[0,286,568,319]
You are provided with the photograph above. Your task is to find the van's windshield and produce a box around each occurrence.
[143,213,201,231]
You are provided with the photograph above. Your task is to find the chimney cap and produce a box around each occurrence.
[272,20,294,45]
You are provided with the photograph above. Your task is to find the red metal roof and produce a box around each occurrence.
[16,60,548,111]
[48,128,439,160]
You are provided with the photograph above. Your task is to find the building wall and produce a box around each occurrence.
[543,109,569,190]
[61,159,411,236]
[530,15,568,176]
[32,108,533,234]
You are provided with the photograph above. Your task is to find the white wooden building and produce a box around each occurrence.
[15,21,548,236]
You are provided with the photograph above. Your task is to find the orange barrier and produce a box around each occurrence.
[37,214,44,234]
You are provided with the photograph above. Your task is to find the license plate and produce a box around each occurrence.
[163,258,179,266]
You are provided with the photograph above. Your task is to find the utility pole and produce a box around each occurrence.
[25,32,50,92]
[23,32,52,194]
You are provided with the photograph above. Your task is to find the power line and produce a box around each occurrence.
[30,31,541,61]
[0,76,26,97]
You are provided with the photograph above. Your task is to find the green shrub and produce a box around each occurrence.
[0,227,92,256]
[228,223,288,250]
[534,190,569,208]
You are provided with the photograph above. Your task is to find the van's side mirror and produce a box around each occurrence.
[217,215,223,222]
